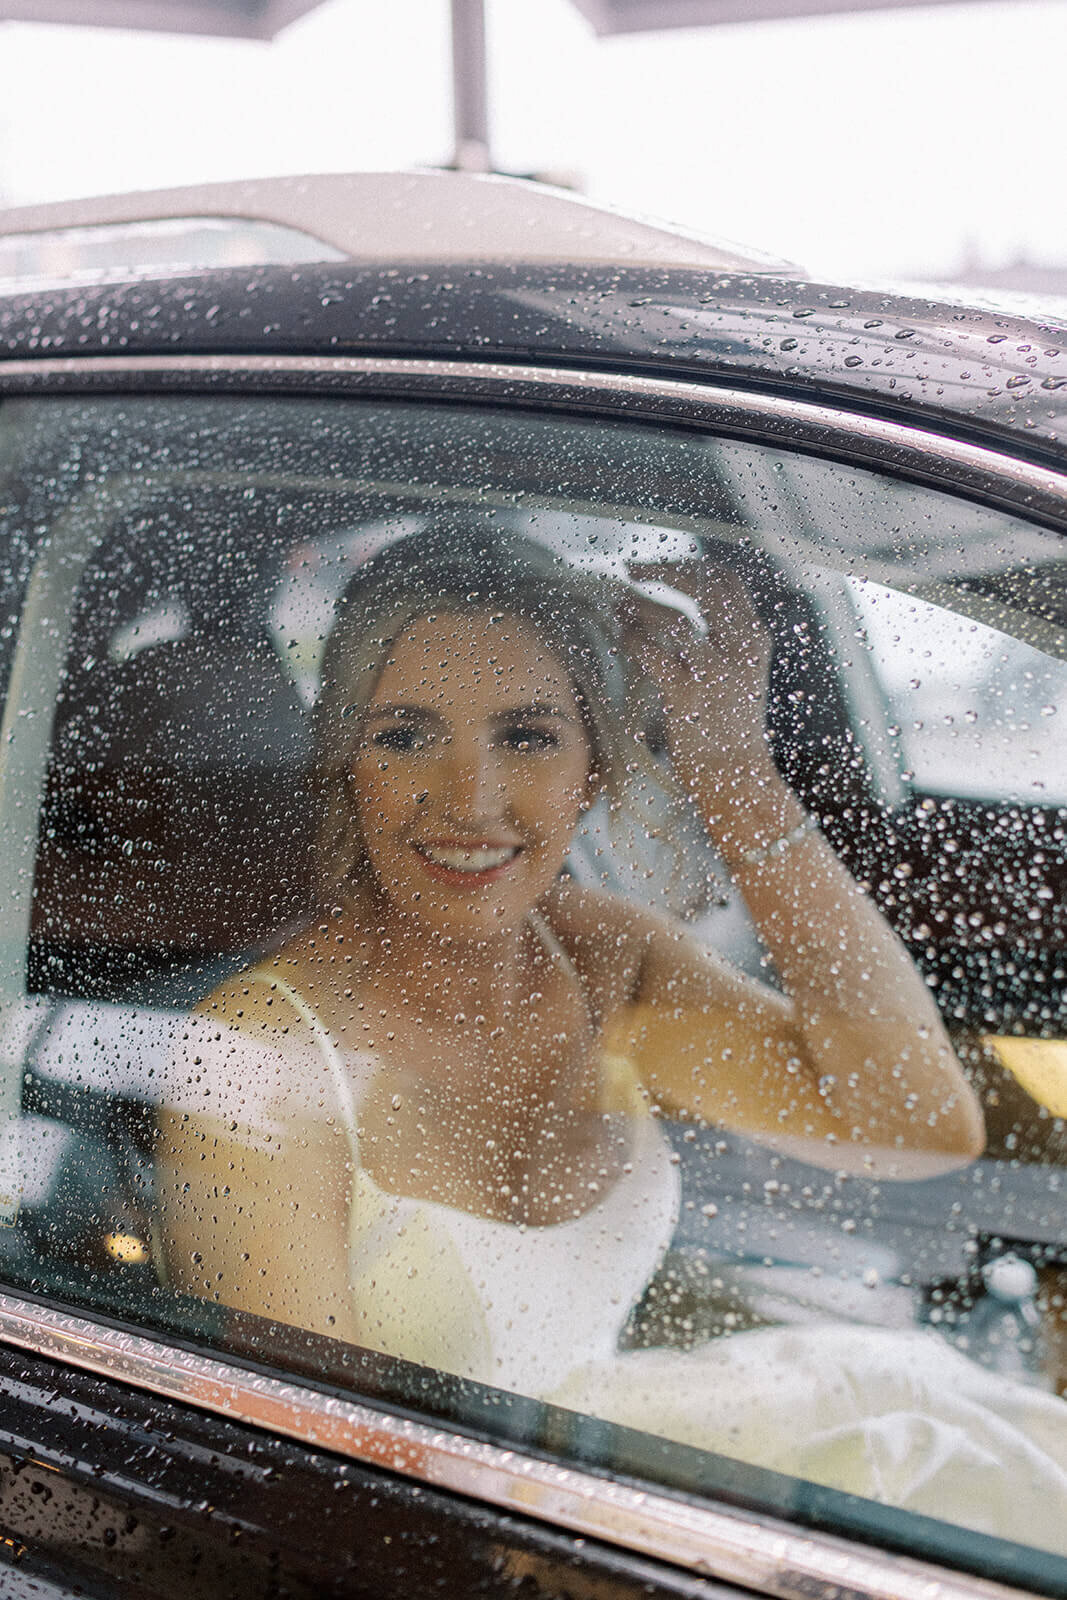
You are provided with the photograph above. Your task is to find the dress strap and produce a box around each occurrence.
[527,908,637,1113]
[245,967,362,1164]
[528,907,579,980]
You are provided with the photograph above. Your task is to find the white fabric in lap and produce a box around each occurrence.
[552,1324,1067,1553]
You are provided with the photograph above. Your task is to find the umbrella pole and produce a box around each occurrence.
[450,0,492,171]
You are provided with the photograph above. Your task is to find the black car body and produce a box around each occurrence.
[0,173,1064,1599]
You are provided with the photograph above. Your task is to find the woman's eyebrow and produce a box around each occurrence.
[364,702,578,724]
[492,703,578,723]
[365,703,442,722]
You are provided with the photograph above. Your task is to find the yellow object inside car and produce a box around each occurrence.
[983,1036,1067,1118]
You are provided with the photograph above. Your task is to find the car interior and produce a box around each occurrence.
[1,392,1064,1400]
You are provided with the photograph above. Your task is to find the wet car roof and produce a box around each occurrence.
[1,172,1065,464]
[1,260,1065,467]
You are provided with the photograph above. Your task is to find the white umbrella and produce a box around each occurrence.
[0,0,1012,176]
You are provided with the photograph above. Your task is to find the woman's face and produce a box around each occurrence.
[349,610,595,941]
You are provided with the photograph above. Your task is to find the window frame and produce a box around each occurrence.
[1,352,1065,1600]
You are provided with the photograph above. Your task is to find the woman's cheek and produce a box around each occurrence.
[353,760,421,821]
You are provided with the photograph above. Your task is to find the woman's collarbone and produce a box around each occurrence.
[354,1051,632,1225]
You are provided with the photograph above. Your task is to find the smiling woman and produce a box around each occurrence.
[149,524,1067,1530]
[352,614,595,938]
[160,527,981,1233]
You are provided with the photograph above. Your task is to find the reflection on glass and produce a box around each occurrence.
[6,398,1065,1568]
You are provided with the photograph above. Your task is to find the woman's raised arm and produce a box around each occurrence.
[615,566,984,1176]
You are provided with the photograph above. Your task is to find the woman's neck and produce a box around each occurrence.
[337,894,548,1026]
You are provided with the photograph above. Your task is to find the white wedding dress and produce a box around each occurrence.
[170,968,1067,1558]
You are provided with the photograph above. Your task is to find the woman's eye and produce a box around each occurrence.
[501,724,560,752]
[370,726,429,753]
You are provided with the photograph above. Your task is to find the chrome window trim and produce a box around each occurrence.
[0,1291,1036,1600]
[0,354,1064,532]
[0,355,1060,1597]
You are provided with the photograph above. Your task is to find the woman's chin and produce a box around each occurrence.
[379,885,525,943]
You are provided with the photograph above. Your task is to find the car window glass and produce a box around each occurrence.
[1,394,1065,1582]
[851,580,1067,804]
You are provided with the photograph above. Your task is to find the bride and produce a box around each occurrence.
[158,529,1067,1548]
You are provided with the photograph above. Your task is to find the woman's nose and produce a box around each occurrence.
[439,737,502,818]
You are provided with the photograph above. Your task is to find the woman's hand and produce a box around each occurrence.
[626,563,774,790]
[622,563,806,863]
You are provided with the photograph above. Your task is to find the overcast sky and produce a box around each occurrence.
[0,0,1064,283]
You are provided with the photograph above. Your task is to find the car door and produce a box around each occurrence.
[0,351,1064,1600]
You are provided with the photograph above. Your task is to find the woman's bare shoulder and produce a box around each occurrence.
[165,943,333,1127]
[543,881,781,1017]
[192,922,334,1029]
[196,956,305,1030]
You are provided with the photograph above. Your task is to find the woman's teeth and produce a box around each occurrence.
[418,845,519,872]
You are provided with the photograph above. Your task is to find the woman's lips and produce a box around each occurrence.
[413,842,522,885]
